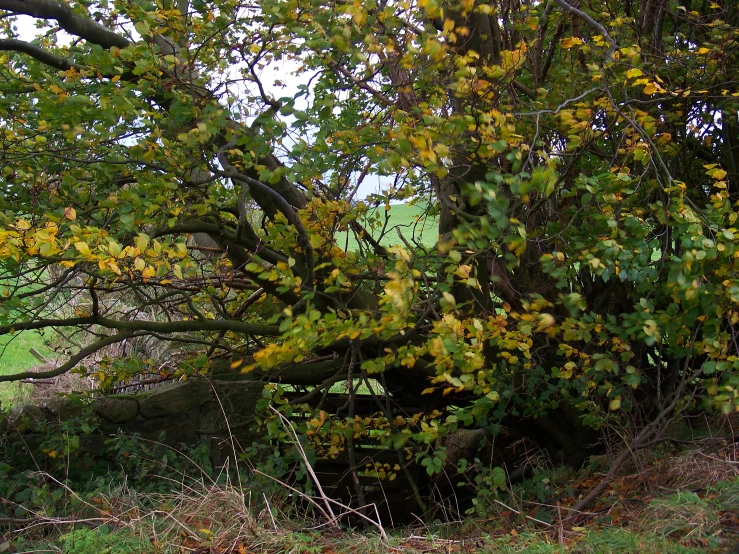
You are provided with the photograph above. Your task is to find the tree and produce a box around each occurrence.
[0,0,737,487]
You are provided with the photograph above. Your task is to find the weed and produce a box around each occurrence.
[58,525,155,554]
[707,476,739,510]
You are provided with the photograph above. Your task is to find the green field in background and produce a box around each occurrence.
[337,203,439,252]
[0,331,53,406]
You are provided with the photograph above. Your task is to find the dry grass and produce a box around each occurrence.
[21,363,97,402]
[659,434,738,485]
[639,490,721,539]
[59,479,424,554]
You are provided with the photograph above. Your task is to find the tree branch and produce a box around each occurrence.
[217,142,315,290]
[0,330,134,382]
[0,315,281,339]
[552,0,618,60]
[0,0,130,49]
[152,220,289,268]
[0,38,83,71]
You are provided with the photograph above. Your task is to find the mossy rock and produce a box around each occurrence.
[93,397,139,423]
[6,403,45,432]
[41,397,87,421]
[138,378,213,419]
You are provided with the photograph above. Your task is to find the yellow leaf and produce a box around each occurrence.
[626,68,643,79]
[309,234,322,249]
[561,361,577,379]
[442,291,456,306]
[230,359,243,369]
[111,74,121,83]
[135,233,150,252]
[609,397,621,411]
[643,82,660,95]
[16,219,31,230]
[535,313,556,331]
[75,241,91,256]
[561,37,583,49]
[454,264,472,279]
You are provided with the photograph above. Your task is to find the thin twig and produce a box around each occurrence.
[552,0,618,59]
[695,451,739,465]
[269,406,338,524]
[493,499,552,527]
[263,493,278,530]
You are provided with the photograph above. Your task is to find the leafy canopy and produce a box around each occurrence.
[0,0,738,465]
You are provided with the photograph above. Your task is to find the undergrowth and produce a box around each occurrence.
[1,406,737,553]
[1,445,737,552]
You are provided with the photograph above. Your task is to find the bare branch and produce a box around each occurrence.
[553,0,618,60]
[0,315,281,340]
[217,141,315,290]
[0,0,130,49]
[0,38,83,71]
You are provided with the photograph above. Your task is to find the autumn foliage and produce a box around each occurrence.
[1,0,738,504]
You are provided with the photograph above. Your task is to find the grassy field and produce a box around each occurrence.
[0,330,53,407]
[338,202,439,252]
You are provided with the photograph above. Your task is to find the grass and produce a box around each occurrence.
[4,441,737,553]
[479,528,711,553]
[640,490,720,539]
[6,477,727,554]
[338,202,439,252]
[0,329,54,407]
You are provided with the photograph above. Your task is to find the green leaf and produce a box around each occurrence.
[135,21,150,36]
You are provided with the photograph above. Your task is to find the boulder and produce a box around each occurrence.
[93,397,139,423]
[138,378,213,419]
[6,403,45,432]
[42,396,87,421]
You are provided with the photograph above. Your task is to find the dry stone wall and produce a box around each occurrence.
[4,378,265,469]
